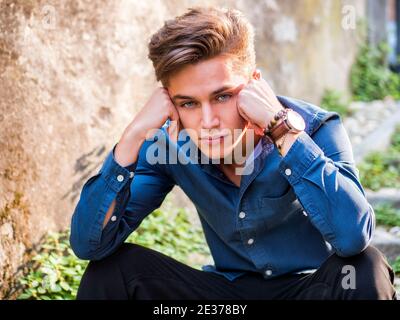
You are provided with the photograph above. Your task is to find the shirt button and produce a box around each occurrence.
[110,215,117,222]
[303,210,308,217]
[265,269,273,276]
[129,171,134,179]
[117,174,124,182]
[247,238,254,245]
[239,211,246,219]
[285,168,292,176]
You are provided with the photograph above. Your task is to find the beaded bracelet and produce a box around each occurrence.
[263,108,288,137]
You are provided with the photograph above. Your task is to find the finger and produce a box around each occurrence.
[230,83,246,96]
[163,87,181,143]
[259,77,275,94]
[250,77,276,106]
[237,103,251,122]
[167,104,180,143]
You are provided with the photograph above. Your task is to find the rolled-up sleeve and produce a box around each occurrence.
[70,139,175,260]
[278,117,375,257]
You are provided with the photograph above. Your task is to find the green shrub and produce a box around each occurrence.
[18,206,210,300]
[18,232,87,300]
[320,89,351,117]
[373,202,400,276]
[358,152,400,191]
[126,207,210,267]
[373,203,400,227]
[350,43,400,101]
[359,126,400,191]
[392,256,400,275]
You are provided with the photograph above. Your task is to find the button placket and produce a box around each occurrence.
[262,263,276,278]
[265,269,273,276]
[284,168,292,176]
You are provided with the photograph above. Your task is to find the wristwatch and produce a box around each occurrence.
[265,109,305,142]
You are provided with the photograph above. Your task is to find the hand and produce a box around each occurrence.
[115,87,181,166]
[127,87,181,143]
[235,70,284,136]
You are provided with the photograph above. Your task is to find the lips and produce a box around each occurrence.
[200,134,228,145]
[203,135,224,140]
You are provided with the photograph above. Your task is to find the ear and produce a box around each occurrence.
[252,68,261,80]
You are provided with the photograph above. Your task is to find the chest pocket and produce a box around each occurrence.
[257,187,304,231]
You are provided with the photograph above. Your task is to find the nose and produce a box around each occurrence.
[201,103,219,129]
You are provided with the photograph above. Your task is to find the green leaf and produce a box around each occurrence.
[18,292,33,300]
[19,202,210,300]
[60,281,71,291]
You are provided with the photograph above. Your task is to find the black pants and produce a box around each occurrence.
[77,243,397,300]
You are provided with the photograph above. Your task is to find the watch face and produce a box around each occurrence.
[287,111,306,132]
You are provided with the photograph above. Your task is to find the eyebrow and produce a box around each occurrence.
[171,85,234,102]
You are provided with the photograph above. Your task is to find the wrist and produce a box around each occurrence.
[115,125,147,167]
[264,109,305,144]
[276,131,303,157]
[262,107,285,132]
[123,121,148,142]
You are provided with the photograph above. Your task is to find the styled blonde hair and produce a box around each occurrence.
[148,6,256,86]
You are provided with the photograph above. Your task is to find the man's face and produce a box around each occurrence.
[168,55,254,160]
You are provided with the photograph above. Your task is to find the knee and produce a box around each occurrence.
[346,246,392,279]
[77,243,153,299]
[83,243,152,276]
[331,246,396,299]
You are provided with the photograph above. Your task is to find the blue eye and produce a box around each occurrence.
[181,101,196,108]
[216,94,232,102]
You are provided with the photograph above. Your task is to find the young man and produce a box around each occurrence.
[70,6,397,300]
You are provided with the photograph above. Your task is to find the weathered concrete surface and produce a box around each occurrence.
[372,227,400,262]
[343,99,400,163]
[366,188,400,209]
[0,0,365,298]
[367,0,388,46]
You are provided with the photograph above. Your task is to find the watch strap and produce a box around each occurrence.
[269,117,291,142]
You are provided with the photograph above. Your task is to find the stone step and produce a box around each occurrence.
[371,226,400,262]
[342,99,400,164]
[371,227,400,298]
[366,189,400,209]
[395,278,400,299]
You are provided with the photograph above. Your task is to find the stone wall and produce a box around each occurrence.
[0,0,365,298]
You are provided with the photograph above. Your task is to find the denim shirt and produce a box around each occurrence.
[70,95,375,281]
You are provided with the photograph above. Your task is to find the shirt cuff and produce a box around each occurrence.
[99,144,138,193]
[278,132,324,185]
